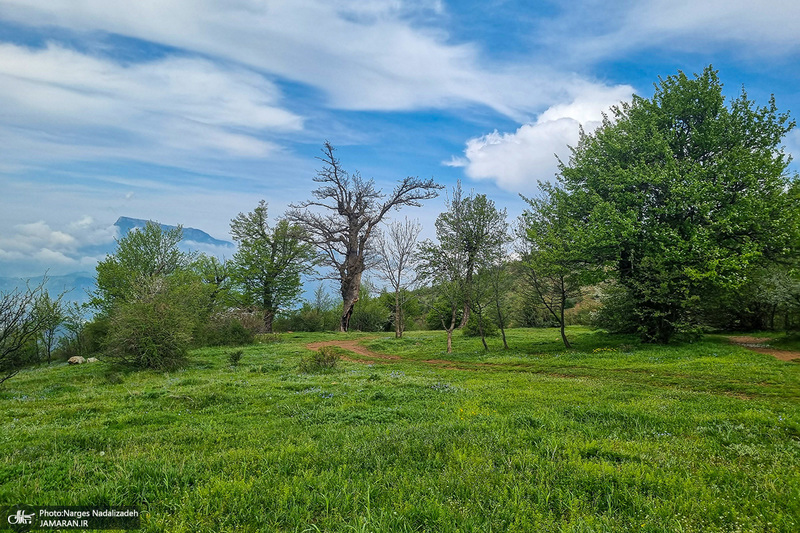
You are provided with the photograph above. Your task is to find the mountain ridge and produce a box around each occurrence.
[114,216,234,248]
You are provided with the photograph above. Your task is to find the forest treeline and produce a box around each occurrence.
[2,66,799,378]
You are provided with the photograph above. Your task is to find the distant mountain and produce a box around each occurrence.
[0,271,95,307]
[0,219,234,309]
[114,216,234,248]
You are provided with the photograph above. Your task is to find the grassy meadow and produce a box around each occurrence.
[1,327,798,532]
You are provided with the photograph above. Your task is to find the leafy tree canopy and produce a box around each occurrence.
[558,66,799,342]
[94,221,194,312]
[230,200,315,333]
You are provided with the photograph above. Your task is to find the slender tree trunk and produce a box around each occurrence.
[459,269,473,329]
[478,312,488,350]
[559,281,571,349]
[395,290,402,338]
[559,321,571,349]
[495,298,509,350]
[446,328,453,353]
[491,265,509,349]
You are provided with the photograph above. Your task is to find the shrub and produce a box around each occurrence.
[228,349,244,366]
[104,280,196,370]
[298,346,341,373]
[591,283,639,334]
[199,315,255,347]
[462,314,499,337]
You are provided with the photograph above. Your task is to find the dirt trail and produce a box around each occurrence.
[727,336,800,362]
[305,339,401,364]
[304,339,482,369]
[307,335,800,367]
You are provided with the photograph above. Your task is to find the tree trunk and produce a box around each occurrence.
[459,267,473,329]
[340,272,362,332]
[492,274,509,350]
[560,323,571,349]
[559,284,571,349]
[446,328,453,353]
[395,290,402,338]
[264,309,275,334]
[478,313,488,351]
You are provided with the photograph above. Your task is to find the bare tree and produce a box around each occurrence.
[376,217,422,338]
[1,279,51,385]
[288,142,442,332]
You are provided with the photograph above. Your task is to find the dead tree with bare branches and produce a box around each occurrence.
[288,142,442,332]
[376,217,422,338]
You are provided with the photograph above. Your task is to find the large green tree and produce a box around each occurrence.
[94,221,194,312]
[230,200,315,333]
[94,222,217,367]
[558,66,799,342]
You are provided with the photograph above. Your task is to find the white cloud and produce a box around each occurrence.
[632,0,800,49]
[0,42,301,168]
[34,248,76,265]
[0,0,602,119]
[449,85,633,193]
[0,219,112,255]
[0,213,120,276]
[546,0,800,63]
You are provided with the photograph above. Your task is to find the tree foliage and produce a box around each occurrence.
[519,186,599,347]
[94,221,194,312]
[230,200,315,333]
[419,183,508,352]
[104,276,199,369]
[557,66,799,342]
[34,289,65,363]
[94,222,221,367]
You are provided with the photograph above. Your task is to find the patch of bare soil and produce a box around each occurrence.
[305,339,401,364]
[727,336,800,362]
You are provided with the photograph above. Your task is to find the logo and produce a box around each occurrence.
[7,509,35,525]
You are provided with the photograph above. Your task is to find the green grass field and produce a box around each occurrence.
[1,327,798,532]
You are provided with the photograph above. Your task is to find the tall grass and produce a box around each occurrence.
[1,327,797,531]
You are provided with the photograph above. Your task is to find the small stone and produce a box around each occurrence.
[67,356,85,365]
[86,357,99,363]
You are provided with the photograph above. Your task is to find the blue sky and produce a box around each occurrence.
[1,0,799,279]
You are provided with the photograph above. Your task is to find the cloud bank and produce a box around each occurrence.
[447,85,634,193]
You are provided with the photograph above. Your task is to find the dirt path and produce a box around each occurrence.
[727,336,800,362]
[304,339,484,369]
[305,339,401,364]
[307,335,800,367]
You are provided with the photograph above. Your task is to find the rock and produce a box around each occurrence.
[86,357,99,363]
[67,356,85,365]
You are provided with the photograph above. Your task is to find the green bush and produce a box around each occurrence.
[591,283,639,334]
[298,346,341,373]
[104,281,197,370]
[462,314,499,337]
[228,349,244,366]
[198,315,255,347]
